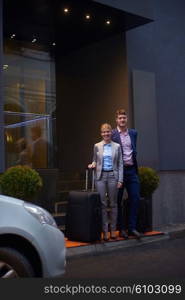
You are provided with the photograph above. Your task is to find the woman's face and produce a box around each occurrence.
[101,129,112,143]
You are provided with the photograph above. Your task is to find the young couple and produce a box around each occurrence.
[88,109,141,241]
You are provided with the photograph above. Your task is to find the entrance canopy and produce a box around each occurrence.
[3,0,152,54]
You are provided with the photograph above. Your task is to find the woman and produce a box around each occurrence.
[88,123,123,241]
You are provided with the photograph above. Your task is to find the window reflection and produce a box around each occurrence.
[3,43,56,169]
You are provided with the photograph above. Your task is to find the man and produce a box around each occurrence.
[112,109,141,239]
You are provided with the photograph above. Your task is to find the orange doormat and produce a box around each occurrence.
[65,231,163,248]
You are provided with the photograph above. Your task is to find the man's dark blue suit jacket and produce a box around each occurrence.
[112,128,138,173]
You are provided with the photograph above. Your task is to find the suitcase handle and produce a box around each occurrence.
[85,168,95,192]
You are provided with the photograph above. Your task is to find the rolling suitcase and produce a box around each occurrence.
[65,169,102,242]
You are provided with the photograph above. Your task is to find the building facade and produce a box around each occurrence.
[0,0,185,227]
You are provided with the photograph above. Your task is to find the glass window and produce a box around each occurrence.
[3,40,56,169]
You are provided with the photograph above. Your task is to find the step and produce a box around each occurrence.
[57,191,69,202]
[66,233,168,258]
[58,224,65,234]
[54,200,68,214]
[53,213,66,227]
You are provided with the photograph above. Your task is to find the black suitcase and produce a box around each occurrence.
[65,170,102,242]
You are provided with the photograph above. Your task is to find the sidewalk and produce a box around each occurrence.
[66,223,185,258]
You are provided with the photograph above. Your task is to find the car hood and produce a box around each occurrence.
[0,194,24,206]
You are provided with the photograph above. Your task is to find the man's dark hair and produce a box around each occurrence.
[115,109,127,118]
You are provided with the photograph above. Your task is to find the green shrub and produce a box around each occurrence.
[0,165,43,200]
[138,166,159,198]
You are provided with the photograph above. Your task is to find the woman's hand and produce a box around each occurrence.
[117,182,123,188]
[88,162,96,169]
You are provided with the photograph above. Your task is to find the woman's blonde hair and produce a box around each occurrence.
[100,123,112,132]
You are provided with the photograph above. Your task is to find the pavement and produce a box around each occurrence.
[66,223,185,258]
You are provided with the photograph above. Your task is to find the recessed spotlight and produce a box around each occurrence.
[64,8,69,13]
[105,20,111,25]
[85,14,91,20]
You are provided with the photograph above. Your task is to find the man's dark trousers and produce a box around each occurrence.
[117,165,140,232]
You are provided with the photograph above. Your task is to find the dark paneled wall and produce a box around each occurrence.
[132,70,159,169]
[56,34,129,172]
[126,0,185,170]
[0,0,5,172]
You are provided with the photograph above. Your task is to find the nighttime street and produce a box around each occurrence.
[64,237,185,279]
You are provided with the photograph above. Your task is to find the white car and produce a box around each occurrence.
[0,195,66,278]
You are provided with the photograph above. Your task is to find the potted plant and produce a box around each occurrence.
[137,166,160,232]
[0,165,43,202]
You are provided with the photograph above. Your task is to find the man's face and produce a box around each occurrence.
[116,114,128,128]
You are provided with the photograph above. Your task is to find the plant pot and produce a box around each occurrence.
[137,197,153,233]
[122,197,153,233]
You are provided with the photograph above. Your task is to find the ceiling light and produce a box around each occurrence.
[32,38,37,43]
[64,8,69,13]
[105,20,111,25]
[10,34,16,39]
[85,14,91,20]
[52,42,56,46]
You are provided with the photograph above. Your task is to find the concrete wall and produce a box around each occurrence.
[56,34,129,172]
[126,0,185,171]
[153,171,185,227]
[0,0,5,172]
[125,0,185,226]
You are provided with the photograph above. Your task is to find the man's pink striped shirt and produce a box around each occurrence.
[117,127,134,166]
